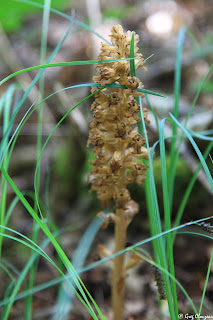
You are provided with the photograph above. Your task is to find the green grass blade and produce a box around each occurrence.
[145,93,160,134]
[0,58,134,86]
[1,217,211,309]
[0,167,104,319]
[0,85,18,257]
[1,228,68,318]
[0,16,74,166]
[14,0,111,45]
[199,250,213,315]
[133,249,198,315]
[130,33,136,76]
[169,114,213,191]
[1,280,16,320]
[53,214,107,320]
[173,141,213,233]
[168,27,187,207]
[0,262,16,281]
[184,64,213,127]
[26,0,51,317]
[159,118,178,315]
[0,15,84,161]
[139,97,176,319]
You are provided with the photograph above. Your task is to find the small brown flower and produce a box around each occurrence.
[88,24,149,211]
[87,25,151,320]
[114,188,131,209]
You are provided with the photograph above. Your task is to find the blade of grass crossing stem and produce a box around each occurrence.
[0,168,105,319]
[139,97,177,319]
[2,85,105,188]
[0,58,134,86]
[1,81,164,172]
[169,114,213,190]
[159,118,178,315]
[2,82,164,228]
[199,250,213,315]
[33,88,104,218]
[0,218,210,310]
[168,27,187,208]
[25,1,51,318]
[53,214,108,320]
[0,67,163,168]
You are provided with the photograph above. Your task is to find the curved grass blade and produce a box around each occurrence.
[1,227,75,319]
[1,217,212,309]
[0,262,15,281]
[0,168,105,319]
[139,97,177,319]
[187,130,213,141]
[0,15,74,165]
[0,58,134,86]
[53,214,108,320]
[133,249,198,315]
[169,114,213,191]
[0,85,20,257]
[145,93,160,134]
[14,0,111,45]
[173,141,213,234]
[0,225,53,262]
[159,118,178,315]
[1,280,16,320]
[168,27,187,206]
[27,1,51,317]
[199,250,213,315]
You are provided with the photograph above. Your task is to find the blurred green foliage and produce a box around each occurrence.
[103,6,132,20]
[0,0,69,32]
[192,80,213,94]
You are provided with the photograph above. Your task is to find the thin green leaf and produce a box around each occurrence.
[169,114,213,191]
[14,0,111,45]
[130,33,136,76]
[168,27,187,207]
[0,58,134,86]
[1,217,211,309]
[53,214,108,320]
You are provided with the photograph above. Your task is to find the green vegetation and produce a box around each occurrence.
[0,0,69,32]
[0,1,212,319]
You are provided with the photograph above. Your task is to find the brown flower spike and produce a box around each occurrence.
[87,25,149,320]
